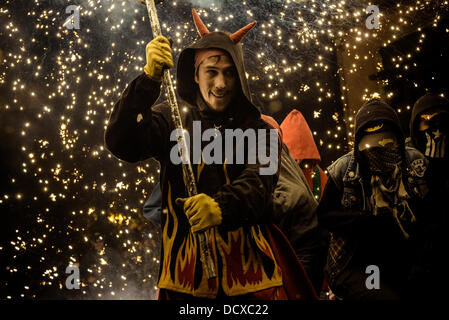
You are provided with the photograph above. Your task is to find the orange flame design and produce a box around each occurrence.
[159,182,178,283]
[223,230,264,289]
[175,234,196,290]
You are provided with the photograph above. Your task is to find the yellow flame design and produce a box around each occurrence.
[378,138,394,147]
[365,123,384,132]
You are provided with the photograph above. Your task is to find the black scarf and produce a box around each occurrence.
[362,146,402,179]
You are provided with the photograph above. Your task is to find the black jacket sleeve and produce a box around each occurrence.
[213,124,278,230]
[214,164,277,230]
[104,73,170,162]
[316,178,367,235]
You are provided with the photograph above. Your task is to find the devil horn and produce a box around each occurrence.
[230,21,257,44]
[192,9,210,38]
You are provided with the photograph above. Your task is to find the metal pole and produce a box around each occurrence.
[143,0,216,279]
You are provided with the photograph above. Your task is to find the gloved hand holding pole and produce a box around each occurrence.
[139,0,217,279]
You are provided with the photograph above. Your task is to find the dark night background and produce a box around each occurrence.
[0,0,448,299]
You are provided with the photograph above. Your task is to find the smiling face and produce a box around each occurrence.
[195,54,238,112]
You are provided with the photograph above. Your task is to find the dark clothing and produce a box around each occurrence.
[317,148,428,298]
[407,93,449,298]
[354,100,404,141]
[353,99,407,172]
[272,143,326,294]
[141,141,324,296]
[280,110,328,199]
[272,143,319,250]
[408,93,449,201]
[330,266,401,300]
[143,182,162,228]
[105,72,282,298]
[105,30,315,298]
[277,109,329,293]
[409,93,449,151]
[317,99,429,300]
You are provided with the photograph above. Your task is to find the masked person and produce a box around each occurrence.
[317,99,429,300]
[274,110,328,294]
[407,93,449,298]
[281,110,328,200]
[105,9,316,300]
[408,93,449,194]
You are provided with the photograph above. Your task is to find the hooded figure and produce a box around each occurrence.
[407,93,449,298]
[273,110,328,293]
[409,93,449,162]
[317,99,429,300]
[280,109,328,199]
[408,93,449,195]
[105,9,316,299]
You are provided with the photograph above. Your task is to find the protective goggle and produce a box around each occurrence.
[418,111,449,131]
[358,126,398,151]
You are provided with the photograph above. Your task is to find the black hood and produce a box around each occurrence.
[176,31,260,119]
[410,93,449,147]
[354,99,405,160]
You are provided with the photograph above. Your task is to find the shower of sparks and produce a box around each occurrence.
[1,0,448,299]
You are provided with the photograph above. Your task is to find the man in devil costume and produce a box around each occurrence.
[406,93,449,298]
[317,99,429,299]
[105,9,316,299]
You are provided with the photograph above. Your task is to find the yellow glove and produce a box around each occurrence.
[144,35,174,82]
[176,193,222,233]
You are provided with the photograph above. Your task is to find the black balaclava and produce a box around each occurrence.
[354,99,406,179]
[416,110,449,159]
[358,122,402,182]
[354,100,415,238]
[411,93,449,160]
